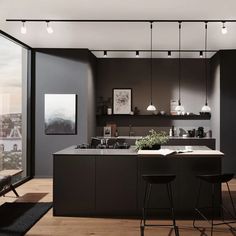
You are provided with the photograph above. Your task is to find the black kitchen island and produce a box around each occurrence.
[53,146,223,218]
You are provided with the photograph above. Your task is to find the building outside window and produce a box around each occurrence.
[0,35,29,181]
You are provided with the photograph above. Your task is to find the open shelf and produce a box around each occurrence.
[96,114,211,127]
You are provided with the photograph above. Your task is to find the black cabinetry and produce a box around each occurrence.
[53,155,95,216]
[96,156,137,215]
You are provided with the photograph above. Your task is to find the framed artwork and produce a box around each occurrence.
[44,94,77,135]
[103,126,112,137]
[113,88,132,114]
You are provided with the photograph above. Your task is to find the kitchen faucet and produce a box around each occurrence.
[129,124,135,136]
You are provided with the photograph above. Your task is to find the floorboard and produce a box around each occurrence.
[1,178,236,236]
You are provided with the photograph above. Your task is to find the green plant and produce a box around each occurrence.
[135,129,169,150]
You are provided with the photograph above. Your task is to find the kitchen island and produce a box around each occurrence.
[53,146,223,218]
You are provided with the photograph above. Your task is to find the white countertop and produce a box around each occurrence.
[53,145,223,157]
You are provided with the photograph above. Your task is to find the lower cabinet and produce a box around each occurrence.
[95,155,138,215]
[53,155,95,216]
[53,154,137,216]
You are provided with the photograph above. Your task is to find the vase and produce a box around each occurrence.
[142,144,161,150]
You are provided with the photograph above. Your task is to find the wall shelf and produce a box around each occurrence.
[96,114,211,127]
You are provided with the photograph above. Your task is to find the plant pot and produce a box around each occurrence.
[141,144,161,150]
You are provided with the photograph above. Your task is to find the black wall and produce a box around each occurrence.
[34,49,96,177]
[96,58,212,136]
[220,50,236,173]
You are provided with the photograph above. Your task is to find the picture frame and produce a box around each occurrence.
[112,88,132,114]
[44,94,77,135]
[103,126,112,137]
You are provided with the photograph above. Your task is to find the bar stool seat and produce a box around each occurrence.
[197,173,234,184]
[193,173,236,236]
[140,174,179,236]
[142,174,176,184]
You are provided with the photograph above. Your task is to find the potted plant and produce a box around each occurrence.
[135,129,169,150]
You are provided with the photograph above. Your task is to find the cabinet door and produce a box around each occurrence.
[53,155,95,216]
[96,156,138,216]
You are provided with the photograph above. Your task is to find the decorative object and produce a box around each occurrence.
[106,123,117,136]
[44,94,77,135]
[201,22,211,114]
[134,106,140,115]
[103,126,111,137]
[107,107,112,115]
[135,129,169,150]
[175,22,185,114]
[170,100,178,115]
[146,22,157,111]
[113,88,132,114]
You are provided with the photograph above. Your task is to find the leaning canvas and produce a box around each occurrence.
[44,94,77,134]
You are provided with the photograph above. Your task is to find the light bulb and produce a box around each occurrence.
[175,104,185,114]
[147,104,156,111]
[136,51,139,58]
[46,22,53,34]
[168,51,171,57]
[222,23,228,34]
[103,51,107,57]
[199,51,203,58]
[21,22,26,34]
[201,104,211,113]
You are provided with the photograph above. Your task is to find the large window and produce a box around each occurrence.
[0,35,28,181]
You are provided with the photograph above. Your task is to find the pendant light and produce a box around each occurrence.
[20,21,27,34]
[201,22,211,113]
[175,22,185,114]
[147,22,157,111]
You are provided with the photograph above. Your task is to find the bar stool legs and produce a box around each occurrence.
[140,178,179,236]
[193,174,236,236]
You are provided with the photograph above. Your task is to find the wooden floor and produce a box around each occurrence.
[1,179,236,236]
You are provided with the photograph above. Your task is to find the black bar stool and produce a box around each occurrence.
[140,174,179,236]
[193,173,236,236]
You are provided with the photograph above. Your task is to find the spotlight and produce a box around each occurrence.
[103,51,107,57]
[46,21,53,34]
[136,51,139,57]
[168,51,171,57]
[221,22,227,34]
[20,21,26,34]
[199,51,203,58]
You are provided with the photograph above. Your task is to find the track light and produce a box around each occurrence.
[20,21,26,34]
[199,51,203,58]
[103,51,107,57]
[221,21,227,34]
[136,51,139,57]
[168,51,171,57]
[46,21,53,34]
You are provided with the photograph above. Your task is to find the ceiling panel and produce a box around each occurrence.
[0,0,236,58]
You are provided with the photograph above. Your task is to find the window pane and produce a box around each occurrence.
[0,35,28,182]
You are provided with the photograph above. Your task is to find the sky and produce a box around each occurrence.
[0,35,22,115]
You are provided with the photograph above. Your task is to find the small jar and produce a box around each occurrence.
[107,108,112,115]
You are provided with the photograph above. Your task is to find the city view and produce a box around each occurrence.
[0,113,22,170]
[0,35,23,172]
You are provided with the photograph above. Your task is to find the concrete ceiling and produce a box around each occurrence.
[1,0,236,58]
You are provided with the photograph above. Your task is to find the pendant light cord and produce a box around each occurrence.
[150,22,153,104]
[205,22,208,106]
[178,22,182,106]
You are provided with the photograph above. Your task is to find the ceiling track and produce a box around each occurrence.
[91,49,217,52]
[5,19,236,23]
